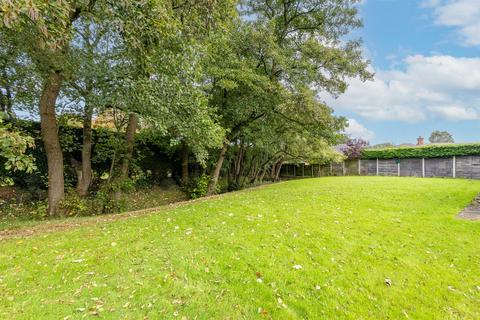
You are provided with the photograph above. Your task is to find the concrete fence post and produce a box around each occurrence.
[422,158,425,178]
[330,163,333,176]
[397,160,400,177]
[358,159,361,175]
[311,165,314,177]
[453,156,456,178]
[376,158,379,176]
[342,161,346,176]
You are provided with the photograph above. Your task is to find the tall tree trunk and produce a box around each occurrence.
[181,142,189,185]
[114,113,138,203]
[77,105,94,196]
[208,140,229,195]
[39,72,64,216]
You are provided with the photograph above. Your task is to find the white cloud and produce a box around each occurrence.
[344,118,374,141]
[427,105,480,120]
[324,55,480,122]
[424,0,480,46]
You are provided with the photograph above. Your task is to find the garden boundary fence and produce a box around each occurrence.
[280,155,480,179]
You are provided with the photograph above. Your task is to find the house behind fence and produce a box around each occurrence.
[280,143,480,180]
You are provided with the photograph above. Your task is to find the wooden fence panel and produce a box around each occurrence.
[331,162,344,176]
[456,156,480,179]
[360,160,377,176]
[425,157,453,178]
[280,155,480,180]
[400,158,423,177]
[344,160,359,176]
[320,165,331,176]
[378,159,398,176]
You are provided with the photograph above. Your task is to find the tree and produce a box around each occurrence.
[205,0,372,194]
[1,0,235,214]
[341,138,369,159]
[1,0,102,215]
[61,18,120,196]
[109,0,233,199]
[429,130,454,144]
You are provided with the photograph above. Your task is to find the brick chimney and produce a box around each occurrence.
[416,136,424,146]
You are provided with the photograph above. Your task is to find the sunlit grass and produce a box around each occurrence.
[1,177,479,319]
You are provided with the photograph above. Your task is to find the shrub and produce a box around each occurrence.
[184,174,211,199]
[58,191,92,217]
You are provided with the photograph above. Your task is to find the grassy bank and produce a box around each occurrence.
[1,177,479,319]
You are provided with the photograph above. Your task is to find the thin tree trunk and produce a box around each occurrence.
[181,142,189,185]
[208,140,229,195]
[114,113,138,203]
[234,142,245,185]
[71,157,83,188]
[108,151,116,184]
[270,158,284,180]
[120,113,138,178]
[270,162,277,179]
[39,72,64,216]
[275,161,284,181]
[77,105,93,196]
[259,167,267,183]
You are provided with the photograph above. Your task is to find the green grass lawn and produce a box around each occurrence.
[1,177,480,319]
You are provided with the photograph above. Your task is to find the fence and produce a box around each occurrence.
[280,155,480,179]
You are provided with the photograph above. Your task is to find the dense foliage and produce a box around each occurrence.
[362,143,480,159]
[1,0,371,216]
[0,116,36,184]
[341,138,369,159]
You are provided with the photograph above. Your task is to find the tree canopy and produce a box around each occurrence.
[429,130,454,144]
[1,0,371,215]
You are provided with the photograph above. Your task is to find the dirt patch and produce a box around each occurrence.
[457,193,480,221]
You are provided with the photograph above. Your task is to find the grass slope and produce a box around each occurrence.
[0,185,187,232]
[1,177,480,319]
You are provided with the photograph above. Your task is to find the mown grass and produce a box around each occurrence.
[1,177,480,319]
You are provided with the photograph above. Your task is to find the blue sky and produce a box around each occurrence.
[329,0,480,145]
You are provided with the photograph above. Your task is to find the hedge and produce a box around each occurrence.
[361,143,480,160]
[1,120,180,191]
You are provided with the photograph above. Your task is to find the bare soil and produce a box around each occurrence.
[457,193,480,221]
